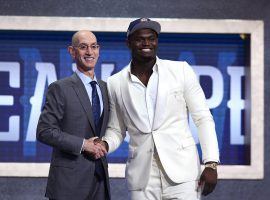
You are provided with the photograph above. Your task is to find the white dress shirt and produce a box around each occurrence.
[128,64,159,129]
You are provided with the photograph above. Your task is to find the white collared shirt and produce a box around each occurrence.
[128,64,159,128]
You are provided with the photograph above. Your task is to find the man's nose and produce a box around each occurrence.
[85,47,94,54]
[142,39,150,45]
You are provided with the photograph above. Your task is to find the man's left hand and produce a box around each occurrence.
[198,166,217,196]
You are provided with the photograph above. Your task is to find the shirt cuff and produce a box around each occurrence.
[80,139,85,154]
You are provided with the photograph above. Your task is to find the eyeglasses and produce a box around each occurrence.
[74,43,100,51]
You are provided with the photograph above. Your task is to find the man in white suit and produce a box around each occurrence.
[102,18,220,199]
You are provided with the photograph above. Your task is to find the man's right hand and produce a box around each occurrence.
[93,138,109,152]
[83,137,107,159]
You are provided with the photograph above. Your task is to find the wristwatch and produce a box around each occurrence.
[205,162,218,170]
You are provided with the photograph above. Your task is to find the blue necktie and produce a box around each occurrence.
[90,81,104,178]
[90,81,101,131]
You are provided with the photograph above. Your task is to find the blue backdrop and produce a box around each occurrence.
[0,30,250,165]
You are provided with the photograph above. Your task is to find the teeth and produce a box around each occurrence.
[85,57,94,61]
[142,49,151,52]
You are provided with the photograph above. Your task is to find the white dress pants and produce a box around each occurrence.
[129,153,201,200]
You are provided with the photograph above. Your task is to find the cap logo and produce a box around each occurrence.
[140,18,148,22]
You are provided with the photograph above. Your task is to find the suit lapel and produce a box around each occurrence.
[153,59,169,130]
[120,67,151,133]
[71,73,96,134]
[98,80,109,136]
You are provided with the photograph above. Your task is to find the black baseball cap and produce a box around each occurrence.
[127,18,161,37]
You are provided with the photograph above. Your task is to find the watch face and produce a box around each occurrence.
[205,163,218,170]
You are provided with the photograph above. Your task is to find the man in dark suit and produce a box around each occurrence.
[36,30,110,200]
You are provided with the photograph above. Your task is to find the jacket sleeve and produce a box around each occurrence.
[102,78,127,153]
[36,82,84,156]
[183,62,220,163]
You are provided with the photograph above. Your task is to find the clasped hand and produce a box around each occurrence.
[82,137,107,159]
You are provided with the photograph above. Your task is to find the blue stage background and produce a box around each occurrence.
[0,30,250,165]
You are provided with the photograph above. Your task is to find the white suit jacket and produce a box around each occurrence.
[103,57,219,190]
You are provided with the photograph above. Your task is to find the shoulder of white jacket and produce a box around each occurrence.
[157,58,190,73]
[158,58,188,67]
[107,65,129,83]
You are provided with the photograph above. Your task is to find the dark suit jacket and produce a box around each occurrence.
[37,73,110,200]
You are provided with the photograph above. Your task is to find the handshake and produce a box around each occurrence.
[82,137,108,159]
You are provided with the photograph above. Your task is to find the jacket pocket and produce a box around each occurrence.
[178,137,196,150]
[51,157,76,169]
[168,88,184,102]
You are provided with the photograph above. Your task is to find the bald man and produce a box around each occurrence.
[37,30,110,200]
